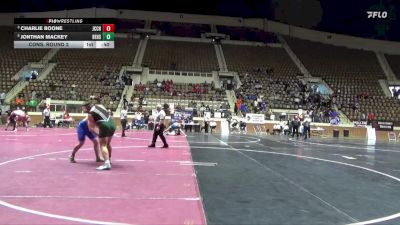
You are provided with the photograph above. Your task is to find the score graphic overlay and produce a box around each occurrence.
[14,18,115,49]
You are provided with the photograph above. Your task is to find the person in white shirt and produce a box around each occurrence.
[283,124,290,136]
[0,92,5,105]
[148,104,168,148]
[203,113,210,133]
[131,111,143,129]
[209,120,217,134]
[120,107,128,137]
[303,115,312,140]
[271,124,279,135]
[43,105,52,128]
[31,90,36,99]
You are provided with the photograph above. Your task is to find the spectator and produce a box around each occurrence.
[16,97,24,106]
[367,112,375,125]
[0,91,5,105]
[30,71,38,80]
[393,88,398,99]
[291,116,300,139]
[261,100,266,112]
[123,95,128,108]
[303,115,311,140]
[240,103,247,116]
[361,113,366,121]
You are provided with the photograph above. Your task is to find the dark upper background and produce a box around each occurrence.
[1,0,399,41]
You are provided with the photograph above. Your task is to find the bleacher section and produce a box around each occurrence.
[2,19,399,124]
[0,27,48,94]
[18,38,139,111]
[131,81,227,111]
[286,37,400,123]
[142,40,219,72]
[223,44,299,76]
[222,44,303,110]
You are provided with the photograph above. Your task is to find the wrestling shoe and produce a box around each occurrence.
[69,155,76,163]
[96,164,111,170]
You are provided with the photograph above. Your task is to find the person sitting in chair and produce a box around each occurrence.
[272,124,281,135]
[239,120,247,134]
[230,119,240,133]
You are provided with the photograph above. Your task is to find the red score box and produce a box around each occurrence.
[102,24,115,32]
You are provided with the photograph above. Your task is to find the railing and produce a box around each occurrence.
[225,90,236,112]
[116,85,130,115]
[149,69,213,77]
[278,34,311,77]
[376,52,397,81]
[5,81,28,104]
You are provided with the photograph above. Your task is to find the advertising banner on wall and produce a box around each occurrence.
[372,121,394,131]
[245,114,265,123]
[354,120,367,127]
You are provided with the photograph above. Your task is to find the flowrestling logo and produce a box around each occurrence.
[367,11,388,18]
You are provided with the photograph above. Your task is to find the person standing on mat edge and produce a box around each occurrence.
[148,104,168,148]
[69,106,104,163]
[303,115,311,140]
[202,112,210,134]
[120,106,128,137]
[291,116,300,139]
[84,103,116,170]
[43,105,52,128]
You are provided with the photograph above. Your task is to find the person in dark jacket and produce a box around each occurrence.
[291,116,300,139]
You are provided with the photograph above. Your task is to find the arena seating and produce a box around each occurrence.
[0,27,48,94]
[19,38,139,111]
[3,20,398,124]
[222,44,303,110]
[131,81,227,111]
[142,40,219,72]
[286,37,400,123]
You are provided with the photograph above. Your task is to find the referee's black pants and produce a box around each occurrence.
[151,123,168,146]
[44,116,51,128]
[204,121,209,133]
[292,126,299,138]
[303,126,311,139]
[10,118,16,131]
[121,119,127,137]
